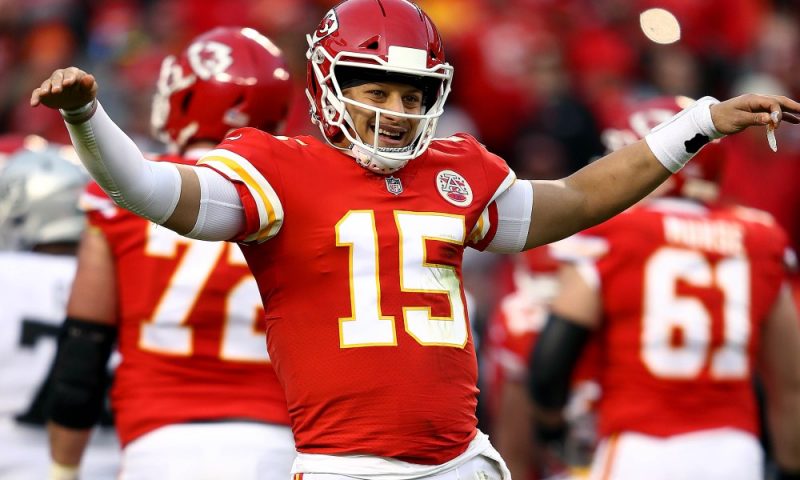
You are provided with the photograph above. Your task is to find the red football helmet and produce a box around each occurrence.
[305,0,454,173]
[600,95,725,201]
[151,27,292,153]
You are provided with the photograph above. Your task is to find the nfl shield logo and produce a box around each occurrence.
[385,176,403,195]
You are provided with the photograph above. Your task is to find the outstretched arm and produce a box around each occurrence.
[31,67,243,240]
[524,95,800,248]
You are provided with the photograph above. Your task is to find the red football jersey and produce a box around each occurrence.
[80,153,290,447]
[555,198,792,438]
[197,131,515,464]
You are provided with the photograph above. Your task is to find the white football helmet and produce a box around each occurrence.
[0,147,89,251]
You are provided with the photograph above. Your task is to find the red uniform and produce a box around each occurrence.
[198,130,515,465]
[555,198,792,439]
[484,248,600,480]
[80,154,290,447]
[483,248,560,419]
[485,248,600,419]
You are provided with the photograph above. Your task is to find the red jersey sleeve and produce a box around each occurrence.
[197,128,285,244]
[440,134,516,249]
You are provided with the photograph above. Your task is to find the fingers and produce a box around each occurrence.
[782,112,800,124]
[29,67,97,109]
[773,94,800,114]
[759,94,800,125]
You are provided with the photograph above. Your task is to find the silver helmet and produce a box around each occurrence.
[0,146,89,251]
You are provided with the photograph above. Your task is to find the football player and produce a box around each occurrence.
[529,96,800,480]
[483,247,599,480]
[0,146,120,479]
[29,0,800,477]
[44,27,296,480]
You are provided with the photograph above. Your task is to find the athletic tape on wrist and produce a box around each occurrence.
[644,96,724,173]
[59,99,98,125]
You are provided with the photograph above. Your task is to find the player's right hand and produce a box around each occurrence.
[30,67,98,111]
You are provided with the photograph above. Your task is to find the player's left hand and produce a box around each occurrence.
[710,94,800,135]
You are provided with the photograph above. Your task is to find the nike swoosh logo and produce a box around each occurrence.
[226,133,243,141]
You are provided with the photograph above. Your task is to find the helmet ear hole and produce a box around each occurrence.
[232,94,245,109]
[180,91,194,114]
[359,35,381,50]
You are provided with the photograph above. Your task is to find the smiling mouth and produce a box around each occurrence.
[370,124,408,147]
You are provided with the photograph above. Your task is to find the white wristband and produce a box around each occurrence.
[48,462,79,480]
[59,99,98,125]
[644,96,724,173]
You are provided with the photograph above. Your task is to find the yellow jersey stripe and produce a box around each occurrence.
[198,153,283,242]
[468,209,488,244]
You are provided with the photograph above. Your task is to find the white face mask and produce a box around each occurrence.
[305,40,454,174]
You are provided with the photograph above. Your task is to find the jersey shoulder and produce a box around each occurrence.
[715,204,793,267]
[196,129,322,243]
[198,129,328,190]
[210,128,326,164]
[429,133,508,170]
[427,133,515,202]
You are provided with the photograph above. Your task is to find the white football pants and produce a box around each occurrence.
[589,427,763,480]
[294,454,505,479]
[118,422,296,480]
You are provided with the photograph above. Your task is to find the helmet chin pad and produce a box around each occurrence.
[350,143,410,174]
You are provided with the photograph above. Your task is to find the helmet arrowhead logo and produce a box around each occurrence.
[312,10,339,44]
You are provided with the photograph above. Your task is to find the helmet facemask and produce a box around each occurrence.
[306,38,454,174]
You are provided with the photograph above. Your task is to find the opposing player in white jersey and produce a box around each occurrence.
[0,146,120,480]
[44,27,296,480]
[29,0,800,477]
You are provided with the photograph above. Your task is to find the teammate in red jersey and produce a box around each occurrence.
[484,247,599,480]
[29,0,800,476]
[44,27,296,480]
[529,96,800,480]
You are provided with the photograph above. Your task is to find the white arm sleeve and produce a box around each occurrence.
[65,101,181,224]
[485,180,534,253]
[64,101,245,240]
[186,167,245,241]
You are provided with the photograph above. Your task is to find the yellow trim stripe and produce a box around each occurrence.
[200,155,276,225]
[468,210,487,243]
[199,155,281,241]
